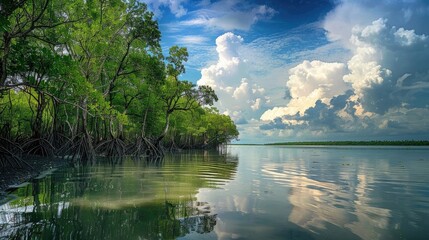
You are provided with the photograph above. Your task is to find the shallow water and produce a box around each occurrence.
[1,146,429,239]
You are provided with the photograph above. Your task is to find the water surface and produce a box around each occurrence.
[1,146,429,239]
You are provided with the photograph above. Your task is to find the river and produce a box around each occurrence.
[1,145,429,239]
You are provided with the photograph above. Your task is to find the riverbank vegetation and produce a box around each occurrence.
[0,0,238,166]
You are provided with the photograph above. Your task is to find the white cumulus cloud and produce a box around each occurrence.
[394,27,427,46]
[259,0,429,141]
[261,60,348,121]
[192,0,429,143]
[197,32,268,124]
[343,18,391,98]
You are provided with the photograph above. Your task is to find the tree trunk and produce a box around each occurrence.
[31,92,46,138]
[0,32,11,86]
[141,107,149,138]
[78,98,95,162]
[156,112,170,145]
[80,99,89,134]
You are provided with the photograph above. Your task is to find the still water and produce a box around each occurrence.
[1,145,429,240]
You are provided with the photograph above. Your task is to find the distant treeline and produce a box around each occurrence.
[266,141,429,146]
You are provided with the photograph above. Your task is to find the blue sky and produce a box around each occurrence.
[142,0,429,143]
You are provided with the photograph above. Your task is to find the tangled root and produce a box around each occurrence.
[0,137,31,168]
[58,133,96,164]
[127,137,164,159]
[51,132,72,151]
[95,138,127,157]
[22,137,55,157]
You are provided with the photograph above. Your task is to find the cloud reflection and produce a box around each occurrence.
[261,157,392,239]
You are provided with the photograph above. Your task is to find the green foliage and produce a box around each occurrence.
[0,0,239,159]
[0,90,34,138]
[167,46,188,77]
[165,106,239,148]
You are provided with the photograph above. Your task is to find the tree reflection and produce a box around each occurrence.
[0,149,238,239]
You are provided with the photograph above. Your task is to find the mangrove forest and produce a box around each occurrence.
[0,0,239,166]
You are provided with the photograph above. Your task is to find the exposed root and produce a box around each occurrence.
[95,138,127,157]
[0,137,31,169]
[127,137,147,156]
[166,139,181,153]
[1,134,166,167]
[128,137,164,159]
[22,137,56,157]
[51,132,72,151]
[58,133,96,164]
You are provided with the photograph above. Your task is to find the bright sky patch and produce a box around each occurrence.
[142,0,429,143]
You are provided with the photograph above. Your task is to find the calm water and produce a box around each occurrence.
[1,146,429,240]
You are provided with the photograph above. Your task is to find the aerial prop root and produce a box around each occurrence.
[58,133,96,163]
[95,138,127,157]
[0,137,32,168]
[127,137,163,158]
[22,136,55,157]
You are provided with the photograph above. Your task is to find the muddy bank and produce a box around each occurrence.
[0,156,71,200]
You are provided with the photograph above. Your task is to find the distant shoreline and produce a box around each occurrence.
[232,140,429,146]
